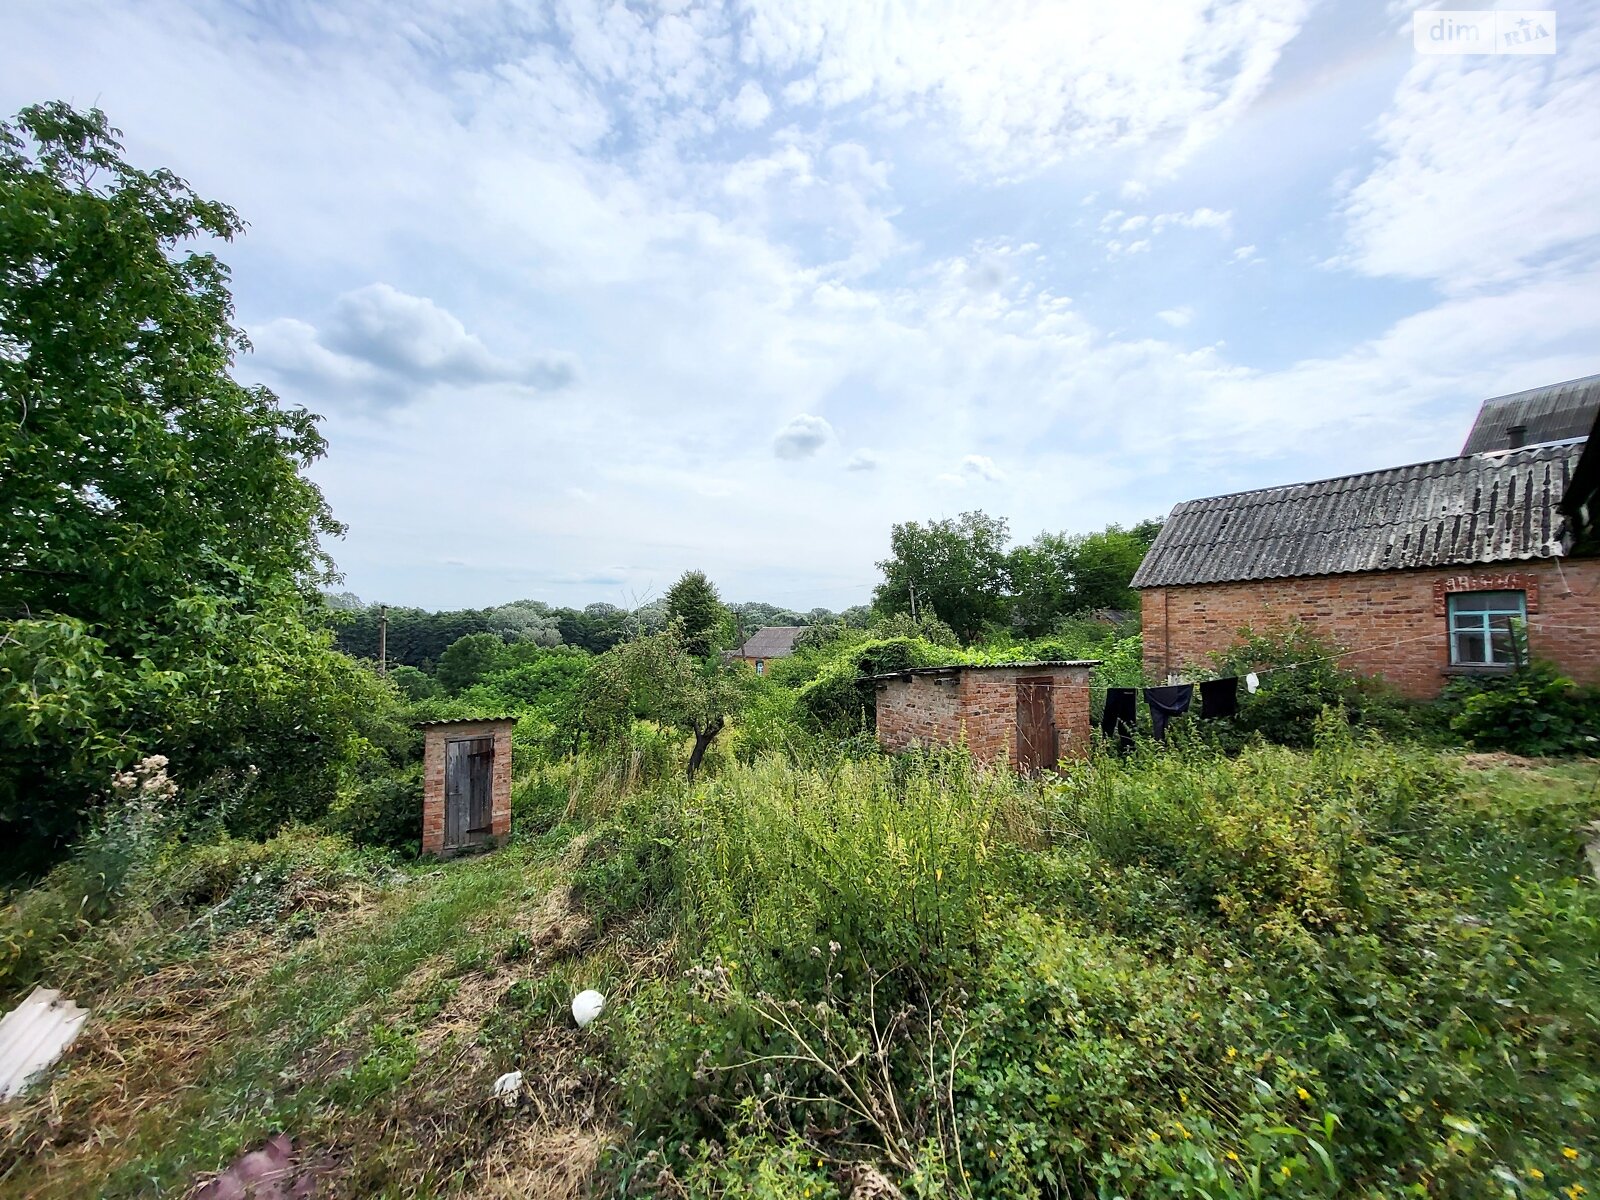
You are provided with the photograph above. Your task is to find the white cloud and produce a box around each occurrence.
[1337,25,1600,290]
[723,80,773,128]
[773,414,836,459]
[845,449,880,471]
[740,0,1313,175]
[1158,306,1194,327]
[960,454,1006,483]
[252,284,577,406]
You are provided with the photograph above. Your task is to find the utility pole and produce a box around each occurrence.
[377,604,388,675]
[909,582,918,623]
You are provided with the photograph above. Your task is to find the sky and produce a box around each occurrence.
[6,0,1600,612]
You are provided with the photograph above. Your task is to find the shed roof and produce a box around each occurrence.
[870,660,1099,682]
[413,715,516,728]
[1461,373,1600,453]
[1131,442,1582,589]
[736,626,805,659]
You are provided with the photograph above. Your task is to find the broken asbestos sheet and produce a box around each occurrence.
[0,986,90,1100]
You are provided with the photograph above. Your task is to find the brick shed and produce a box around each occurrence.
[1133,377,1600,699]
[419,717,514,856]
[871,661,1098,773]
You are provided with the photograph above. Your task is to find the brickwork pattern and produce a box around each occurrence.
[875,664,1096,769]
[1140,559,1600,700]
[421,719,515,856]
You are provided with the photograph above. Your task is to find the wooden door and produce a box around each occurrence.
[1015,678,1055,775]
[445,736,495,848]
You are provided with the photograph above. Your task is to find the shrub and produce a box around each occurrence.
[1440,661,1600,755]
[1208,623,1422,748]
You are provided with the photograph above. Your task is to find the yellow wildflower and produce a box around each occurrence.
[1225,1151,1239,1163]
[1564,1185,1584,1200]
[1280,1165,1292,1180]
[1149,1132,1162,1144]
[1529,1168,1545,1180]
[1226,1046,1238,1060]
[1297,1087,1311,1101]
[1563,1148,1579,1160]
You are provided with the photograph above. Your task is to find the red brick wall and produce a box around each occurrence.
[421,719,515,856]
[874,665,1096,769]
[1139,558,1600,699]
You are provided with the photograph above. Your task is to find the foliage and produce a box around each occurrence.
[665,569,735,658]
[1006,520,1160,636]
[585,624,753,779]
[0,103,384,863]
[1208,623,1427,748]
[1440,660,1600,756]
[433,631,512,694]
[794,636,967,737]
[874,510,1013,640]
[873,511,1160,643]
[611,728,1599,1199]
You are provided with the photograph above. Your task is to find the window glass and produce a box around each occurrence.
[1447,590,1526,666]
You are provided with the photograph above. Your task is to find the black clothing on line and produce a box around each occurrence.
[1099,687,1138,753]
[1199,676,1240,720]
[1142,684,1194,741]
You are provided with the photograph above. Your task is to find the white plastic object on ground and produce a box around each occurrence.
[1244,671,1260,695]
[571,989,605,1028]
[492,1070,523,1105]
[0,987,89,1101]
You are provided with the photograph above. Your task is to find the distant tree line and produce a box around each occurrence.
[326,593,871,672]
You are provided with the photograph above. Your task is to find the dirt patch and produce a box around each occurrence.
[1458,751,1548,770]
[468,1123,614,1200]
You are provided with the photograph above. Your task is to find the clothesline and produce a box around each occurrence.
[1020,617,1580,692]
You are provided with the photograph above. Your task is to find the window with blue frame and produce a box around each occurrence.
[1447,590,1526,666]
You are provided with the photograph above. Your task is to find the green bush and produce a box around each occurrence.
[1208,623,1426,748]
[1441,661,1600,755]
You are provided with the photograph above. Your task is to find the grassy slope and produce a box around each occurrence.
[1,754,1596,1199]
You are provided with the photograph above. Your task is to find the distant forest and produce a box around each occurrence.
[325,595,871,670]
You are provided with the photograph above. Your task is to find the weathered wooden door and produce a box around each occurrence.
[444,736,495,848]
[1015,678,1055,775]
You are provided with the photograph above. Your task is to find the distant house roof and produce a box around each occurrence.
[1461,373,1600,453]
[736,625,804,659]
[1131,442,1583,589]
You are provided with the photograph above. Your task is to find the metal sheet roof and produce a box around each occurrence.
[1461,373,1600,453]
[0,987,89,1100]
[1131,443,1582,589]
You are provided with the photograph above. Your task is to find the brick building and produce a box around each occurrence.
[731,625,803,675]
[419,717,514,856]
[1133,377,1600,699]
[872,661,1097,772]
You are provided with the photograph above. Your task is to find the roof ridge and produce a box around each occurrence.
[1170,441,1582,511]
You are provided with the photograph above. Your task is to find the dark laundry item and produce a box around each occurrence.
[1199,677,1240,720]
[1143,684,1194,741]
[1099,687,1137,752]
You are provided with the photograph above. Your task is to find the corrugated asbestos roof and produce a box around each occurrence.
[1461,373,1600,453]
[0,987,89,1100]
[736,626,804,659]
[870,660,1100,681]
[1131,442,1582,589]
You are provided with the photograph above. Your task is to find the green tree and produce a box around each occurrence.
[433,632,507,695]
[1,103,373,856]
[665,570,732,658]
[585,624,750,780]
[1069,520,1161,612]
[872,511,1012,641]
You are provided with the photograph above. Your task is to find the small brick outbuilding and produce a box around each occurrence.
[871,661,1097,773]
[419,717,514,856]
